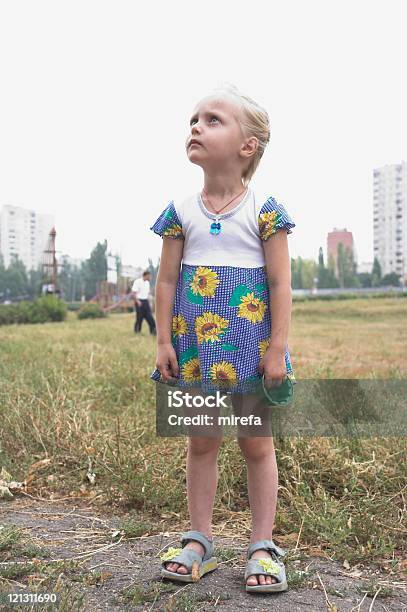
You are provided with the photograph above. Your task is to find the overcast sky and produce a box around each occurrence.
[1,0,406,269]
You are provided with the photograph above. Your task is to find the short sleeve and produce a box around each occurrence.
[149,200,184,240]
[258,197,296,241]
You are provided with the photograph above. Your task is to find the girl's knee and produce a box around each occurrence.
[237,436,274,460]
[188,436,222,455]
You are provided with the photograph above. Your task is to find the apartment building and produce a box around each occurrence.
[0,204,54,271]
[373,161,407,282]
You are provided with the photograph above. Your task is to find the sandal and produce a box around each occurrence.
[245,538,288,593]
[160,530,218,583]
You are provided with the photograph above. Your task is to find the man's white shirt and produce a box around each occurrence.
[132,278,150,300]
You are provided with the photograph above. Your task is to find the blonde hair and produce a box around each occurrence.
[198,82,271,188]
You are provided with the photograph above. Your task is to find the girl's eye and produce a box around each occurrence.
[190,116,219,126]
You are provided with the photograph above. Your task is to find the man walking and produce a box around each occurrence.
[131,271,156,335]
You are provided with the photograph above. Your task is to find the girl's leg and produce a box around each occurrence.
[165,435,222,573]
[232,392,279,586]
[165,387,223,574]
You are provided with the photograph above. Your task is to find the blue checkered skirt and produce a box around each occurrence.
[150,263,296,394]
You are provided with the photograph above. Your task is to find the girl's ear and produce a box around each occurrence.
[241,136,259,158]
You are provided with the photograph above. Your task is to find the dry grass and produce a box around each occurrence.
[0,299,406,574]
[293,298,407,378]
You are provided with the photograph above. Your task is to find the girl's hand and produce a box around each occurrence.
[156,343,180,382]
[258,345,287,389]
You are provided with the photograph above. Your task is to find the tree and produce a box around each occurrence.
[371,257,382,287]
[357,272,372,288]
[4,255,29,299]
[115,254,122,277]
[291,256,303,289]
[58,256,75,301]
[337,243,360,288]
[381,272,401,287]
[147,257,159,292]
[301,259,317,290]
[316,247,337,289]
[0,254,6,300]
[27,266,43,299]
[83,240,108,299]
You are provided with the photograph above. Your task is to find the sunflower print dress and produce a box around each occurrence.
[149,189,297,395]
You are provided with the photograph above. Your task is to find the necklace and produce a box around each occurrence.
[202,187,248,235]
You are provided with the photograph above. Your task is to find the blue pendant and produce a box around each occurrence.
[210,221,221,235]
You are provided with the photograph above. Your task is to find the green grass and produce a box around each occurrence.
[120,582,232,610]
[0,525,50,560]
[0,559,85,610]
[0,302,406,571]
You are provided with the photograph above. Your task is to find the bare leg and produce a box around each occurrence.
[165,433,222,573]
[233,392,279,586]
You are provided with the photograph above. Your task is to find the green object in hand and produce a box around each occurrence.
[256,374,294,406]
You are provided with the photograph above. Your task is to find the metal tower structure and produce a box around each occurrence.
[42,227,58,294]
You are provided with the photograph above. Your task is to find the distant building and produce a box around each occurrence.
[373,161,406,283]
[107,254,117,284]
[327,228,355,276]
[60,254,84,269]
[121,264,143,279]
[0,204,54,271]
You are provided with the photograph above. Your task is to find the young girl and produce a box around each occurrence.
[149,83,296,593]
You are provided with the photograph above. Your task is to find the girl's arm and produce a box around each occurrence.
[262,230,292,352]
[155,237,184,345]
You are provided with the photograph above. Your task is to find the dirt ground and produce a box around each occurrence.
[0,498,406,611]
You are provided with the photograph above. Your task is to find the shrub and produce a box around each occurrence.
[0,305,15,325]
[35,295,68,321]
[0,296,67,326]
[15,301,39,324]
[66,302,83,311]
[77,303,107,320]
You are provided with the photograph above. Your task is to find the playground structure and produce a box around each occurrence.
[92,277,135,312]
[90,253,137,313]
[40,230,144,311]
[41,227,60,296]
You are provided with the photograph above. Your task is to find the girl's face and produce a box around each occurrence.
[186,96,250,174]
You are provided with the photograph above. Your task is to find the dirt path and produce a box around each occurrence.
[1,499,406,611]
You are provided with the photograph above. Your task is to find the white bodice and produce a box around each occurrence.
[176,188,269,267]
